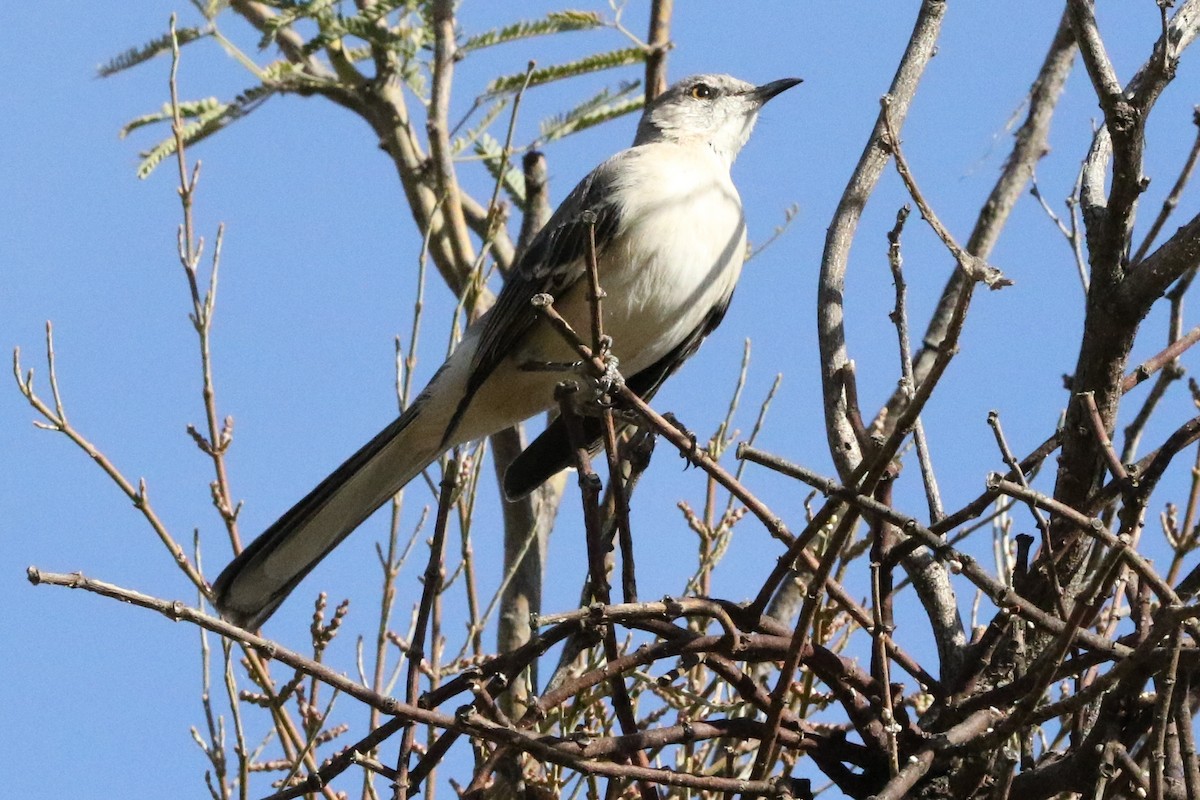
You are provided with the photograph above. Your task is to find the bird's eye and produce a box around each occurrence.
[689,83,714,100]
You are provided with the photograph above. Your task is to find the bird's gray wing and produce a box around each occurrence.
[443,153,625,442]
[503,291,735,500]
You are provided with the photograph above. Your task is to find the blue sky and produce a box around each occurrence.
[4,2,1199,797]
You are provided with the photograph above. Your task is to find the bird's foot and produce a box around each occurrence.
[594,336,623,395]
[662,412,699,466]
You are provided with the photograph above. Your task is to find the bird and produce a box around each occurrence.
[213,73,801,629]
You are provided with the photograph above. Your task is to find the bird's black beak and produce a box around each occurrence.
[752,77,803,104]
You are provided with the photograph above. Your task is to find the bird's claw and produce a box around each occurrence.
[598,355,623,395]
[589,336,623,396]
[662,412,698,467]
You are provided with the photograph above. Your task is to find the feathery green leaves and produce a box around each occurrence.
[119,97,224,139]
[451,99,509,156]
[461,10,602,52]
[129,83,278,179]
[188,0,228,21]
[258,0,339,49]
[538,80,643,143]
[485,46,645,97]
[473,133,525,207]
[98,27,207,78]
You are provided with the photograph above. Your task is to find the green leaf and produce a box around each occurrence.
[119,97,225,139]
[473,132,525,207]
[189,0,229,21]
[354,0,423,24]
[98,27,207,78]
[461,10,602,52]
[538,80,642,142]
[451,98,508,155]
[298,0,428,60]
[133,84,277,179]
[258,0,339,49]
[484,46,645,96]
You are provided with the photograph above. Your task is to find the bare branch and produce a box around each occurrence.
[644,0,673,100]
[818,0,949,481]
[1132,107,1200,265]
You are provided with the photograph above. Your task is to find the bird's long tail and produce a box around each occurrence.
[213,400,444,630]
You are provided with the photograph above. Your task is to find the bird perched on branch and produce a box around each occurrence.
[214,73,801,629]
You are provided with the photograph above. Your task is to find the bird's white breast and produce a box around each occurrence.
[453,143,748,443]
[597,142,747,373]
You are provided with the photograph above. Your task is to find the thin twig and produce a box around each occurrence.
[1150,629,1183,800]
[880,98,1010,290]
[1121,323,1200,392]
[13,326,209,595]
[987,411,1052,548]
[818,0,952,480]
[557,385,660,800]
[989,476,1177,604]
[735,451,1135,663]
[873,9,1076,440]
[1078,390,1130,482]
[887,204,944,522]
[167,16,242,550]
[1030,174,1090,294]
[644,0,673,100]
[529,294,795,547]
[1132,107,1200,264]
[580,215,637,603]
[394,461,459,799]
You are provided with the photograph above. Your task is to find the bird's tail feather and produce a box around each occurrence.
[213,401,442,629]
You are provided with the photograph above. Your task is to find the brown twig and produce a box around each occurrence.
[1150,629,1184,800]
[394,461,459,799]
[887,204,944,522]
[1174,672,1200,800]
[580,216,638,604]
[737,452,1134,665]
[1030,173,1091,294]
[872,708,1006,800]
[879,98,1010,290]
[818,0,950,480]
[989,476,1177,604]
[13,326,211,596]
[1113,743,1153,798]
[644,0,673,101]
[529,294,795,547]
[166,21,242,551]
[25,568,451,719]
[748,505,860,789]
[987,411,1052,548]
[931,431,1062,536]
[1079,390,1130,483]
[556,386,659,800]
[869,551,899,777]
[1120,323,1200,393]
[875,10,1076,439]
[1132,107,1200,265]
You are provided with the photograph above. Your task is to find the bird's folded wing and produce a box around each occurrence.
[444,152,629,443]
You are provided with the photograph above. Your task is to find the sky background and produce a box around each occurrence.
[4,2,1199,797]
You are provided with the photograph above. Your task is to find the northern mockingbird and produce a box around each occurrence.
[214,73,801,629]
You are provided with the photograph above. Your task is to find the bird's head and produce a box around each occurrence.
[634,74,801,163]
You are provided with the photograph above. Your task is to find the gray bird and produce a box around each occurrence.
[214,73,801,629]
